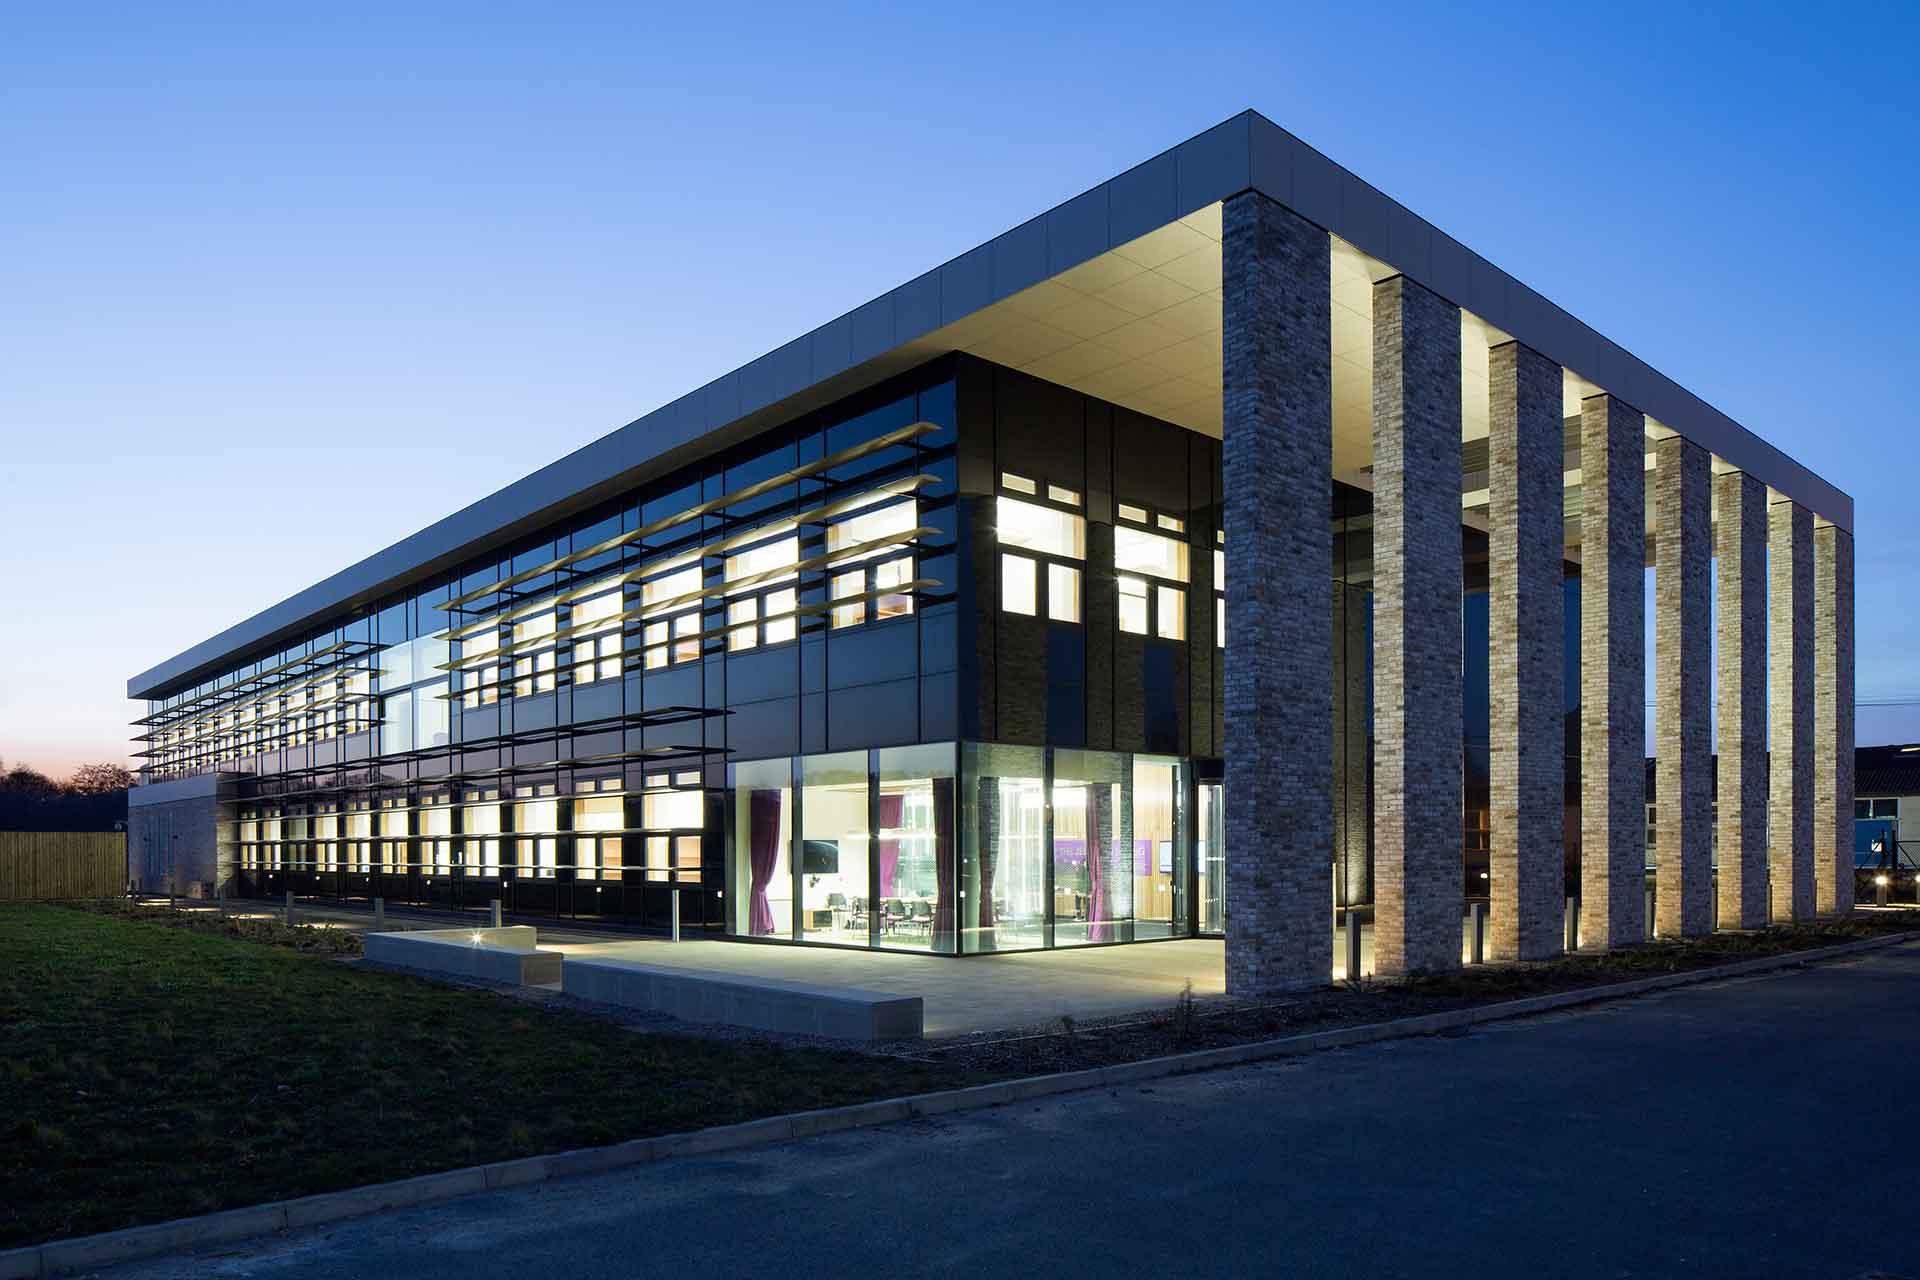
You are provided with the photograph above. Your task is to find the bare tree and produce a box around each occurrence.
[67,763,135,795]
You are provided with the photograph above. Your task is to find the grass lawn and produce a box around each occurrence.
[0,902,989,1249]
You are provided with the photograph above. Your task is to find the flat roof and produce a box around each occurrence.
[130,109,1851,700]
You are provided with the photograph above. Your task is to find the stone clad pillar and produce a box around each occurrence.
[1578,394,1646,949]
[1654,437,1713,936]
[1715,471,1769,929]
[1370,275,1462,976]
[1814,524,1856,915]
[1769,500,1815,921]
[1221,191,1333,993]
[1486,341,1565,960]
[1332,580,1370,907]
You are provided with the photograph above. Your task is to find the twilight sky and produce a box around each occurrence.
[1,1,1915,779]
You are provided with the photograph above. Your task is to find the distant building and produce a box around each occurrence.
[1645,745,1914,877]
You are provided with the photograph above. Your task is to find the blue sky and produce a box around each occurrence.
[1,0,1915,776]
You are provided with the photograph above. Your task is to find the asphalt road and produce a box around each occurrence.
[103,942,1920,1279]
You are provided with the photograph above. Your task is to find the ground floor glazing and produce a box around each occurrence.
[727,742,1223,955]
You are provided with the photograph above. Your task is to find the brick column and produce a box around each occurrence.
[1222,191,1333,993]
[1578,394,1646,949]
[1370,275,1462,976]
[1769,500,1815,921]
[1332,579,1370,907]
[1653,436,1713,936]
[1716,471,1768,928]
[1814,524,1855,915]
[1486,341,1565,960]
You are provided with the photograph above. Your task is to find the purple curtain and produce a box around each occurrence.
[748,789,781,936]
[931,777,956,952]
[1087,784,1111,942]
[877,793,904,899]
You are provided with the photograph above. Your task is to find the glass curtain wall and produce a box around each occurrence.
[726,741,1201,955]
[800,752,869,944]
[960,743,1046,953]
[731,758,793,939]
[876,744,955,954]
[1197,781,1225,933]
[1053,749,1130,946]
[1131,756,1188,938]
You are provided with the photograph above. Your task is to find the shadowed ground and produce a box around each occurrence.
[99,939,1920,1279]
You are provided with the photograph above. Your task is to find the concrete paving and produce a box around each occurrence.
[159,897,1231,1036]
[546,936,1227,1036]
[96,939,1920,1279]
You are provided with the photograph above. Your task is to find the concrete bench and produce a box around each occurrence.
[562,957,924,1042]
[363,926,563,986]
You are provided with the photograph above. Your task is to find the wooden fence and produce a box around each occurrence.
[0,831,127,900]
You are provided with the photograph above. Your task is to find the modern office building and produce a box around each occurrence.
[128,111,1855,990]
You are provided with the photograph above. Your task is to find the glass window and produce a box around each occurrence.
[1132,757,1188,938]
[380,689,413,755]
[464,798,501,877]
[642,788,703,830]
[874,557,913,621]
[515,797,559,879]
[512,611,555,652]
[730,758,793,940]
[513,649,556,698]
[574,794,623,832]
[641,564,702,613]
[644,621,671,668]
[997,497,1085,559]
[832,571,867,629]
[800,751,870,945]
[877,743,956,954]
[574,794,624,882]
[1197,782,1225,934]
[1047,484,1080,507]
[1114,526,1189,582]
[414,680,449,747]
[725,535,799,590]
[960,742,1047,954]
[1157,514,1185,533]
[377,641,414,691]
[764,587,798,644]
[569,591,627,684]
[827,500,915,565]
[1053,749,1132,946]
[1156,586,1186,640]
[1117,576,1148,635]
[1117,503,1148,524]
[1001,472,1036,495]
[377,803,408,874]
[459,629,501,706]
[420,801,453,875]
[415,632,450,683]
[673,612,702,663]
[1048,564,1080,624]
[573,587,622,632]
[728,598,759,651]
[1002,553,1037,615]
